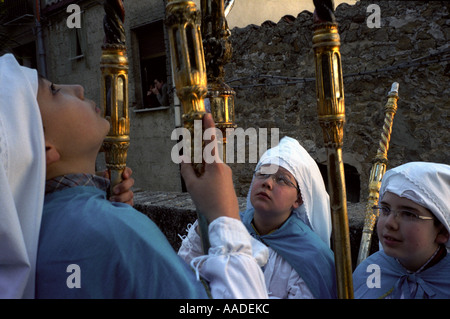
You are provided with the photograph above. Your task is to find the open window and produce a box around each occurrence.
[134,20,169,109]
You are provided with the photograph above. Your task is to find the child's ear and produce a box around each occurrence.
[435,224,450,245]
[292,193,303,210]
[45,142,60,165]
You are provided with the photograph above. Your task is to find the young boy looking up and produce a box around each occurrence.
[37,79,110,179]
[0,53,131,299]
[0,53,267,299]
[353,162,450,299]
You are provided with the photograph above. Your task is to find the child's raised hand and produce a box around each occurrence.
[180,113,240,223]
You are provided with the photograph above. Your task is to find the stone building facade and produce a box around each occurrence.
[37,0,183,192]
[225,0,449,202]
[0,0,39,68]
[2,0,448,203]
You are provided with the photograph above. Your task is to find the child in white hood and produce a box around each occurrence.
[353,161,450,299]
[179,136,337,298]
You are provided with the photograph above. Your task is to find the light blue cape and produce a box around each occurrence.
[37,186,209,299]
[240,208,337,299]
[353,250,450,299]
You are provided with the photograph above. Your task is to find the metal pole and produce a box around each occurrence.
[201,0,236,163]
[312,0,353,299]
[35,0,47,77]
[166,0,211,253]
[101,0,129,195]
[357,82,399,265]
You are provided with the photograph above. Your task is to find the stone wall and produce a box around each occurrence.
[41,0,449,197]
[224,0,449,199]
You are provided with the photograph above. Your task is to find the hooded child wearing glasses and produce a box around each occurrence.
[179,136,337,298]
[353,162,450,299]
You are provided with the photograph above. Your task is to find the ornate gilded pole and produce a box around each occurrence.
[201,0,236,162]
[312,0,353,298]
[165,0,210,253]
[100,0,129,194]
[357,82,399,265]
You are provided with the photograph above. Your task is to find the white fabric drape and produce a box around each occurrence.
[0,54,46,298]
[179,217,269,298]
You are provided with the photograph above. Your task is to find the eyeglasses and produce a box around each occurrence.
[254,170,299,193]
[373,205,434,222]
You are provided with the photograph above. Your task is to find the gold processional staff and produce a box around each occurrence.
[312,0,353,299]
[357,82,399,265]
[200,0,236,163]
[165,0,211,253]
[100,0,130,196]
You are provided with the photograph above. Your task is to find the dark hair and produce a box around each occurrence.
[433,215,443,228]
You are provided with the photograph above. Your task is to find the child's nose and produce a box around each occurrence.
[69,84,85,100]
[384,213,400,230]
[262,176,274,189]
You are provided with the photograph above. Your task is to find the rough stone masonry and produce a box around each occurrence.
[134,0,448,270]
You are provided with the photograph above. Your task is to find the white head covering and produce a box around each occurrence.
[0,54,46,298]
[379,161,450,251]
[246,136,332,247]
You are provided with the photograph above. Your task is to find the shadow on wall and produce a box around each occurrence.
[317,162,361,203]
